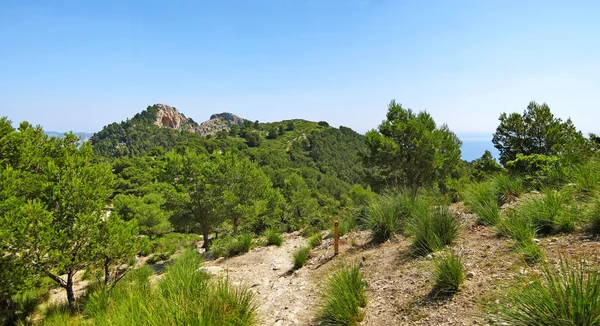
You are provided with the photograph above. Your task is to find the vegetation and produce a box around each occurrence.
[408,207,459,256]
[491,259,600,326]
[363,100,462,193]
[317,265,367,326]
[83,251,257,325]
[210,234,254,258]
[264,228,284,246]
[433,253,465,295]
[292,246,311,270]
[308,232,323,248]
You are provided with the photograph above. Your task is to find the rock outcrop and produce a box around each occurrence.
[152,104,247,137]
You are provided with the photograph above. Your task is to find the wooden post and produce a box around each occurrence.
[334,220,339,256]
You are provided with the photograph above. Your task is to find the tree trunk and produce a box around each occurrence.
[202,229,211,250]
[104,257,110,286]
[233,215,239,236]
[66,272,76,312]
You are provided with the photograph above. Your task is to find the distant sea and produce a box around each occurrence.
[458,133,498,162]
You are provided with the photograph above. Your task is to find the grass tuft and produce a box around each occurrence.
[317,265,366,326]
[308,233,323,248]
[264,229,283,247]
[491,258,600,325]
[210,234,254,258]
[409,207,459,256]
[292,246,311,270]
[462,182,501,226]
[587,200,600,234]
[433,253,465,295]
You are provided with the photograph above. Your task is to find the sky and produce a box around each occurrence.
[2,0,600,143]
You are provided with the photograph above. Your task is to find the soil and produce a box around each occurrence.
[38,202,600,325]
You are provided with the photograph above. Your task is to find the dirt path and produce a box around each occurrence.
[204,233,321,326]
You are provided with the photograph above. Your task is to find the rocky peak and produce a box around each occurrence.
[151,104,248,137]
[209,112,246,126]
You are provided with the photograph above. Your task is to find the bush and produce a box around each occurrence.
[462,182,501,226]
[308,233,323,248]
[210,234,254,258]
[364,191,430,243]
[264,229,283,247]
[516,189,576,234]
[491,259,600,325]
[317,265,366,326]
[491,174,524,204]
[292,246,311,270]
[516,241,545,265]
[433,253,465,295]
[497,210,545,265]
[86,251,257,325]
[587,200,600,234]
[409,207,459,256]
[569,161,600,198]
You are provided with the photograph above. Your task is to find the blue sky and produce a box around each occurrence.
[2,0,599,144]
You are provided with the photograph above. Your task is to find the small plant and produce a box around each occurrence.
[317,265,366,326]
[490,259,600,325]
[587,200,600,234]
[433,253,465,295]
[210,234,254,258]
[462,182,501,226]
[516,241,545,265]
[264,229,283,247]
[515,189,576,234]
[308,233,323,248]
[570,161,600,198]
[292,246,311,270]
[491,174,524,204]
[497,210,545,265]
[409,207,459,256]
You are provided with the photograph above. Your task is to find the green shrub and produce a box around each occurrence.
[86,251,257,325]
[491,259,600,325]
[497,211,536,244]
[292,246,311,270]
[516,189,576,234]
[210,234,254,258]
[491,174,524,204]
[462,182,501,226]
[137,236,152,256]
[433,253,465,295]
[317,265,366,326]
[308,233,323,248]
[569,161,600,198]
[264,229,283,246]
[516,241,545,265]
[409,207,459,256]
[364,191,430,243]
[587,200,600,234]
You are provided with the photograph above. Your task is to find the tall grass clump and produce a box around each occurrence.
[491,259,600,325]
[409,207,459,256]
[210,234,254,258]
[517,189,576,234]
[497,210,544,265]
[292,246,311,270]
[264,229,283,246]
[491,174,524,203]
[586,200,600,234]
[570,161,600,199]
[308,233,323,248]
[462,182,501,226]
[317,265,367,326]
[87,250,257,326]
[433,253,465,295]
[364,191,430,243]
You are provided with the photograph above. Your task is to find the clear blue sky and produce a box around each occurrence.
[2,0,599,139]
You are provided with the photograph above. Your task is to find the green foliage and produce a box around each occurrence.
[471,150,504,181]
[497,209,545,265]
[586,200,600,234]
[85,251,257,325]
[363,100,463,193]
[433,253,465,295]
[490,259,600,325]
[292,246,311,270]
[308,233,323,248]
[505,153,565,189]
[113,193,171,236]
[210,235,254,258]
[317,265,367,326]
[569,160,600,198]
[491,174,525,204]
[408,207,459,256]
[493,101,591,166]
[462,182,501,226]
[264,229,283,247]
[516,189,577,234]
[317,121,330,127]
[364,191,431,243]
